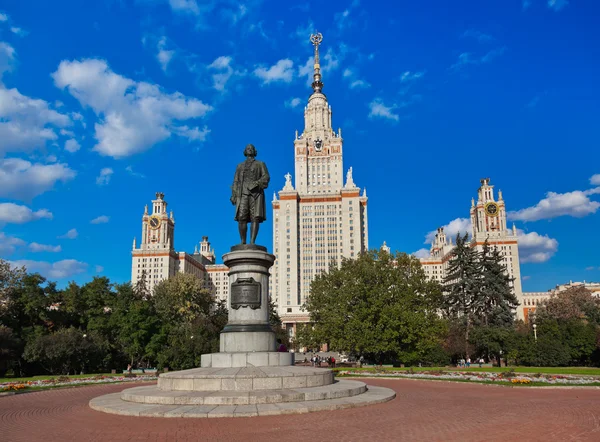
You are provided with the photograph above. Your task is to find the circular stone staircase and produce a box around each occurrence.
[89,365,395,418]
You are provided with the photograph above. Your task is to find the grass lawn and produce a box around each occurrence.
[333,366,600,376]
[0,373,125,384]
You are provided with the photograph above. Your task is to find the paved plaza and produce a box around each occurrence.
[1,379,600,441]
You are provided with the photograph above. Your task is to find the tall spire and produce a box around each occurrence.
[310,32,324,93]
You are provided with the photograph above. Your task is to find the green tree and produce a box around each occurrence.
[477,241,518,327]
[302,250,445,364]
[536,286,600,325]
[109,283,160,367]
[152,273,213,323]
[23,327,105,375]
[442,233,481,357]
[269,299,289,349]
[149,273,226,370]
[0,325,20,377]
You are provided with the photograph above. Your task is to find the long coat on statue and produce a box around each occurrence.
[231,157,270,222]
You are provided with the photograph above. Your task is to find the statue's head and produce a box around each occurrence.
[244,144,257,157]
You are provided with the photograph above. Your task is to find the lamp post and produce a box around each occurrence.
[533,323,537,342]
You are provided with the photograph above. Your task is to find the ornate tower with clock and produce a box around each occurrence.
[272,33,369,338]
[470,178,507,239]
[132,192,179,293]
[141,192,175,251]
[420,178,524,319]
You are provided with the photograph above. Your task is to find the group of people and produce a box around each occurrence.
[304,354,336,368]
[457,357,485,368]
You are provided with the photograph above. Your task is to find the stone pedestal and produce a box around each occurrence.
[89,243,395,418]
[219,246,276,354]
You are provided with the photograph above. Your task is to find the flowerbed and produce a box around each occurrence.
[336,370,600,386]
[0,374,157,393]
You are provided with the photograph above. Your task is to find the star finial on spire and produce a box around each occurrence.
[310,32,324,93]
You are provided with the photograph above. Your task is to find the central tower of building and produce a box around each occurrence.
[272,34,369,339]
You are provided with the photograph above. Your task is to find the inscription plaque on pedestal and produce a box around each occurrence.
[230,277,261,310]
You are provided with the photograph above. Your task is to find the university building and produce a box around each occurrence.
[522,281,600,321]
[131,192,229,302]
[419,178,524,318]
[271,34,369,336]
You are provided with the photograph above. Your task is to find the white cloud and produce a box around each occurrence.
[10,27,27,37]
[590,174,600,186]
[516,229,558,263]
[95,167,113,185]
[223,4,247,25]
[585,266,597,271]
[29,242,61,253]
[522,275,531,281]
[207,56,244,92]
[285,97,302,109]
[368,99,399,122]
[168,0,200,15]
[172,125,210,141]
[65,138,80,153]
[0,232,26,254]
[58,228,78,239]
[90,215,110,224]
[0,13,8,22]
[10,259,87,279]
[0,158,76,200]
[298,56,314,86]
[424,218,472,244]
[0,41,15,76]
[548,0,568,11]
[0,69,72,155]
[481,47,506,63]
[0,202,52,223]
[412,248,430,259]
[156,36,174,72]
[333,0,360,31]
[254,59,295,84]
[293,20,314,42]
[400,71,425,82]
[349,79,370,89]
[343,67,370,90]
[125,165,145,178]
[451,47,506,71]
[508,189,600,221]
[52,58,212,158]
[461,30,493,43]
[95,265,104,273]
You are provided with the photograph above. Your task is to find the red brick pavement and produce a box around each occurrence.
[1,379,599,442]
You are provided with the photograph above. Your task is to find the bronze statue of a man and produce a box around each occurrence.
[230,144,270,244]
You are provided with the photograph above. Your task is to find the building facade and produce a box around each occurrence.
[131,193,229,300]
[522,280,600,321]
[419,178,524,318]
[272,34,369,336]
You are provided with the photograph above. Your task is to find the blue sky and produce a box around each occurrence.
[1,0,599,292]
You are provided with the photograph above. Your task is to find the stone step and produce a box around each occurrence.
[158,366,334,391]
[122,380,366,406]
[90,384,396,418]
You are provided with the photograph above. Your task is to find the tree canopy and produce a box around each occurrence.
[298,250,446,364]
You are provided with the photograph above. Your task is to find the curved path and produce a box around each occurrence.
[1,379,600,441]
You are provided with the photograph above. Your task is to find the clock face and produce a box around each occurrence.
[149,216,161,229]
[314,138,323,152]
[485,202,499,216]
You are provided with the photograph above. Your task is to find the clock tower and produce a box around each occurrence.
[272,33,369,338]
[470,177,507,240]
[140,192,175,250]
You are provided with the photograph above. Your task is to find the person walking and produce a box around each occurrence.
[466,357,471,368]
